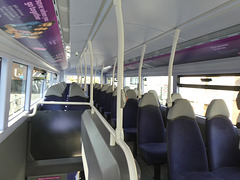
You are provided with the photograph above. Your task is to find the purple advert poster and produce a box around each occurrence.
[0,0,67,70]
[124,34,240,71]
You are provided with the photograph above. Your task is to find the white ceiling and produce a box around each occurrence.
[68,0,240,72]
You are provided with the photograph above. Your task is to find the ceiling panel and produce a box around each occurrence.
[69,0,103,69]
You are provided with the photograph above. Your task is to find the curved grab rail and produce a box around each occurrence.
[26,101,90,117]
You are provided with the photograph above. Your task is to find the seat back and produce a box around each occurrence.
[111,89,117,119]
[167,99,209,180]
[67,83,87,111]
[99,84,110,108]
[123,89,138,128]
[205,99,240,170]
[42,85,64,110]
[137,93,165,145]
[105,85,115,113]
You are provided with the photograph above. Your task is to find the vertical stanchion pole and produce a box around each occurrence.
[167,29,181,108]
[94,65,98,84]
[112,57,117,91]
[76,62,80,84]
[80,57,83,88]
[101,64,104,88]
[83,51,87,92]
[138,44,146,99]
[88,41,94,114]
[113,0,124,142]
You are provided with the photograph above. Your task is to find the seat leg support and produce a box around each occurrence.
[154,165,161,180]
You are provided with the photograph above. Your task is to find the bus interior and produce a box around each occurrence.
[0,0,240,180]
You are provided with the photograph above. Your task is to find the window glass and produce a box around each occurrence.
[31,69,45,104]
[179,88,238,124]
[178,75,240,124]
[143,76,172,105]
[65,75,100,84]
[46,72,51,89]
[180,76,240,86]
[125,77,138,89]
[9,63,27,117]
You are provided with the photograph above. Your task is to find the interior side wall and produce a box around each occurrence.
[0,119,28,180]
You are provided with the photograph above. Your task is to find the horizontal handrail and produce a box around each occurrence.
[92,106,116,143]
[26,101,90,117]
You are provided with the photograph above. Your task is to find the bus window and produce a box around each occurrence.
[178,75,240,124]
[125,77,138,89]
[31,68,45,104]
[66,75,100,84]
[46,72,51,89]
[143,76,172,105]
[9,63,27,117]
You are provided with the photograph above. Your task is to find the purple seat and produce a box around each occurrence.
[123,89,138,142]
[66,83,88,111]
[137,93,167,179]
[205,99,240,180]
[167,99,223,180]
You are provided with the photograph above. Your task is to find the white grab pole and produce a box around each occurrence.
[113,0,124,142]
[76,62,80,84]
[101,64,104,88]
[138,44,146,99]
[83,51,87,92]
[94,65,98,84]
[88,41,94,114]
[167,29,181,108]
[80,58,83,87]
[112,57,117,91]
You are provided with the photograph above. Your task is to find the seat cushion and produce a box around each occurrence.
[138,143,167,165]
[124,128,137,142]
[177,171,224,180]
[213,166,240,180]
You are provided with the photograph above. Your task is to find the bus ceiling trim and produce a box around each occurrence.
[88,40,95,115]
[138,44,147,99]
[167,29,181,108]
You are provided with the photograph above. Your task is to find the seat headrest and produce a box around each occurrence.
[139,93,159,108]
[167,99,195,120]
[148,90,159,101]
[113,88,117,96]
[70,83,81,91]
[60,82,67,88]
[205,99,229,120]
[124,86,130,92]
[126,89,137,100]
[106,85,115,93]
[236,92,240,110]
[45,86,62,97]
[134,88,138,95]
[101,84,110,92]
[69,86,86,97]
[97,84,102,90]
[171,93,182,102]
